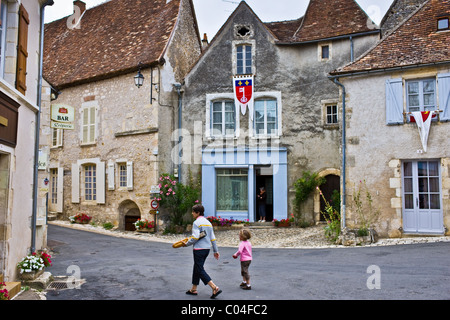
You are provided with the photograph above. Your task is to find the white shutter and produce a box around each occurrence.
[56,167,64,212]
[386,78,404,125]
[97,161,106,204]
[126,161,133,190]
[438,73,450,121]
[71,163,80,203]
[107,161,115,190]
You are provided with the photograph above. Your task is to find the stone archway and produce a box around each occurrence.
[118,200,141,231]
[314,168,340,223]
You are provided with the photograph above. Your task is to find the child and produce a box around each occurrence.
[232,229,252,290]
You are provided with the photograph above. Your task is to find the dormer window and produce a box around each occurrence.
[437,17,449,31]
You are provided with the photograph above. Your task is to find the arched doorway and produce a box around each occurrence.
[313,169,340,223]
[319,174,340,221]
[118,200,141,231]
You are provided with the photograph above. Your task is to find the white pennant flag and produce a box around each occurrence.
[411,111,434,152]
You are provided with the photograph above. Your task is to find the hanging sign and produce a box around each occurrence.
[51,104,75,129]
[233,75,254,120]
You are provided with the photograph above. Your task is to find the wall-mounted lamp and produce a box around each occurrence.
[134,62,144,88]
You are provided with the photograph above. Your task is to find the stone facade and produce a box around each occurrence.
[179,1,380,223]
[41,0,201,230]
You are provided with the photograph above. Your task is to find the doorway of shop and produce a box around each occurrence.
[256,167,273,222]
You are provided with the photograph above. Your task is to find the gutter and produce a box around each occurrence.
[329,77,346,230]
[32,0,54,253]
[275,30,380,46]
[174,83,182,182]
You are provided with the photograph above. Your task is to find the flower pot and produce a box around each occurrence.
[136,228,154,233]
[20,269,44,280]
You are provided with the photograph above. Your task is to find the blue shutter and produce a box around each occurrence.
[438,73,450,122]
[385,78,404,125]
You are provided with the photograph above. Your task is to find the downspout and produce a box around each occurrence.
[332,77,346,230]
[174,83,182,182]
[32,0,54,253]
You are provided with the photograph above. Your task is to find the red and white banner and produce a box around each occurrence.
[233,75,254,120]
[411,111,434,152]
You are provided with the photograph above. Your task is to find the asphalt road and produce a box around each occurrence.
[45,224,450,301]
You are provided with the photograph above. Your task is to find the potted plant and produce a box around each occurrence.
[273,218,291,227]
[0,282,9,300]
[17,251,52,280]
[70,213,92,224]
[134,219,155,232]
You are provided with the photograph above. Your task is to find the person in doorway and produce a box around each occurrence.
[232,229,252,290]
[257,187,267,222]
[183,204,222,299]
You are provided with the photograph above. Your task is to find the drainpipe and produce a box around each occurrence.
[332,77,346,230]
[173,83,182,182]
[32,0,54,253]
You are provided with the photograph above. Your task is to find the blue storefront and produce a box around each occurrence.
[201,147,287,222]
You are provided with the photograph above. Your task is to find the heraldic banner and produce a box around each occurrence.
[233,75,254,120]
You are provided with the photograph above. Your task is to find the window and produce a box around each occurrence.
[321,45,330,59]
[119,163,127,188]
[211,100,235,137]
[236,45,252,75]
[51,128,63,147]
[83,164,96,201]
[254,99,278,136]
[406,78,436,113]
[50,168,58,205]
[437,18,449,31]
[326,104,338,124]
[319,42,331,61]
[216,169,248,211]
[81,102,97,144]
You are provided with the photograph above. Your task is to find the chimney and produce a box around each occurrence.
[73,0,86,14]
[201,33,209,49]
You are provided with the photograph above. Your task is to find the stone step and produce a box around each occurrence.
[4,281,21,300]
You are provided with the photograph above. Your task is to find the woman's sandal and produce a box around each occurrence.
[186,289,198,295]
[210,286,222,299]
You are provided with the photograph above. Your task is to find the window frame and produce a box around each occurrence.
[216,168,249,212]
[406,78,437,116]
[83,163,97,202]
[232,39,255,76]
[250,92,282,139]
[318,42,332,61]
[210,99,236,138]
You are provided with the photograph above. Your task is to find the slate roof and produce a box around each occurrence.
[268,0,377,43]
[331,0,450,75]
[44,0,183,89]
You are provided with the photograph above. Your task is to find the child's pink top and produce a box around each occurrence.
[234,240,252,261]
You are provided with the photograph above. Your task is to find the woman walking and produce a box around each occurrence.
[183,204,222,299]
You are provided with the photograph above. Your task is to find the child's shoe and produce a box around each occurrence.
[242,285,251,290]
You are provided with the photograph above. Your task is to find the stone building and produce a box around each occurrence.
[330,0,450,237]
[41,0,201,230]
[0,0,53,282]
[178,0,380,223]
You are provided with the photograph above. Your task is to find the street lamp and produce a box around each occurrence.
[134,63,144,88]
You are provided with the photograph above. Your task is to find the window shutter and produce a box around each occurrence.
[126,161,133,190]
[107,161,115,190]
[438,73,450,121]
[385,78,404,125]
[56,167,64,213]
[71,163,80,203]
[16,4,29,94]
[97,161,106,204]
